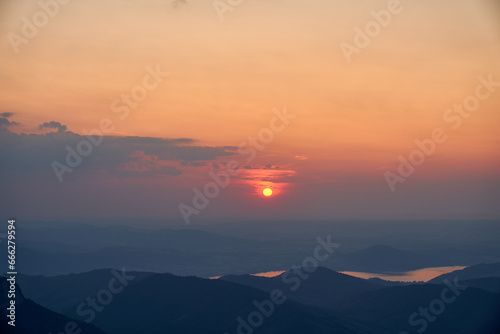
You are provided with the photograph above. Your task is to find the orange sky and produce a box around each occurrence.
[1,0,499,223]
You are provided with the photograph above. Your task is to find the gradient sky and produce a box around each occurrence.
[1,0,499,225]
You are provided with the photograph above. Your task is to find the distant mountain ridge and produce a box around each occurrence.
[7,222,500,277]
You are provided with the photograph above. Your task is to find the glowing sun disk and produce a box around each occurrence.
[263,188,273,197]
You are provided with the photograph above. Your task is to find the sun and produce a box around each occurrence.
[263,188,273,197]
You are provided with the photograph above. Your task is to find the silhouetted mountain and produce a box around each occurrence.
[220,267,389,309]
[429,262,500,283]
[0,277,105,334]
[331,284,500,334]
[15,267,500,334]
[19,270,370,334]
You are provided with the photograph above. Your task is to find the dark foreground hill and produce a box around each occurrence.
[93,273,374,334]
[0,277,105,334]
[15,268,500,334]
[331,284,500,334]
[17,270,370,334]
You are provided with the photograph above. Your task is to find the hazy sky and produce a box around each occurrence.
[1,0,499,224]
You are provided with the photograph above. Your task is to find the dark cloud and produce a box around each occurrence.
[0,123,235,181]
[0,112,20,128]
[39,121,67,133]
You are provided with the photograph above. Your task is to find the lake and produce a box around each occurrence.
[339,266,467,282]
[248,266,467,282]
